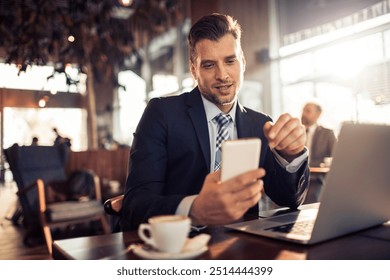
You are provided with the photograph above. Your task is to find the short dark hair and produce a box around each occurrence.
[314,104,322,114]
[188,13,242,63]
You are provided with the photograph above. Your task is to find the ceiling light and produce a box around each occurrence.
[119,0,133,7]
[38,96,49,108]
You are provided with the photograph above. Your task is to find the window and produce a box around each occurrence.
[278,29,390,134]
[1,63,87,150]
[4,108,87,150]
[116,71,147,145]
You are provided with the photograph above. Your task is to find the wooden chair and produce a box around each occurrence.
[4,143,110,254]
[103,194,124,232]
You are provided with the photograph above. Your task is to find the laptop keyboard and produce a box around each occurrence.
[265,219,315,236]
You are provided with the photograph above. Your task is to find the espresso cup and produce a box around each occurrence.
[138,215,191,253]
[323,157,333,167]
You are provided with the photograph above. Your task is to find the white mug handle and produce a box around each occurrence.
[138,224,156,247]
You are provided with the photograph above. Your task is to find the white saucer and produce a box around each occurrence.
[133,246,208,260]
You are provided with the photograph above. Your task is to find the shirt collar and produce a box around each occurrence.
[307,124,318,133]
[200,94,237,124]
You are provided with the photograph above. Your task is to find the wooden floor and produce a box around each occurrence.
[0,181,51,260]
[0,177,108,260]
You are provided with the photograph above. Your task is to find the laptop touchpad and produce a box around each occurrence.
[266,214,300,223]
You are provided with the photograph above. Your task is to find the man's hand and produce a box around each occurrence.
[189,169,265,225]
[263,113,306,161]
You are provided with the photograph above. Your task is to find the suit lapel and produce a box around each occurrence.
[185,90,258,170]
[186,88,211,170]
[235,102,255,138]
[312,126,321,150]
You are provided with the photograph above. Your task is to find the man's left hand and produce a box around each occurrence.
[263,113,306,161]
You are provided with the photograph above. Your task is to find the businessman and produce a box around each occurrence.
[301,102,337,167]
[120,13,309,230]
[301,101,337,203]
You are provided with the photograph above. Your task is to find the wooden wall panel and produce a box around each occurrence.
[0,88,85,108]
[65,148,130,198]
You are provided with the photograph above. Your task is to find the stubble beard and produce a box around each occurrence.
[199,81,240,109]
[202,91,236,107]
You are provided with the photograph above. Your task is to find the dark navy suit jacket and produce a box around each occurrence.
[309,126,337,167]
[120,87,309,230]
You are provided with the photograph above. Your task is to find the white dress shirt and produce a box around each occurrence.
[305,124,317,156]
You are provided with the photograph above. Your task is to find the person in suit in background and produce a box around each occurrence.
[31,136,39,146]
[120,13,310,231]
[53,128,71,148]
[301,102,337,203]
[301,102,337,167]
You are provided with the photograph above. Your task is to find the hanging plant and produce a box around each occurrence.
[0,0,184,86]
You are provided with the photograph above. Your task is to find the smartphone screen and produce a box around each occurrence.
[220,138,261,182]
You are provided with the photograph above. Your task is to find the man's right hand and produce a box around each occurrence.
[189,168,265,225]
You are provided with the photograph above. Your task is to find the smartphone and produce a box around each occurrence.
[220,138,261,182]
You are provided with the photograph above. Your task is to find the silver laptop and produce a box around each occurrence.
[225,122,390,244]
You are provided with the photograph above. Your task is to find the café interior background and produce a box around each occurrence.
[0,0,389,171]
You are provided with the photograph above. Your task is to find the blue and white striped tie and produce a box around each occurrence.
[214,113,232,171]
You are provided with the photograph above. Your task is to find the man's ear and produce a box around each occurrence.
[190,62,197,81]
[242,52,246,72]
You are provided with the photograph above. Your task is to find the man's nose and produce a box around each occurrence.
[215,64,228,81]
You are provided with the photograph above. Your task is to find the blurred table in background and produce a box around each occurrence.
[309,167,330,174]
[305,167,330,204]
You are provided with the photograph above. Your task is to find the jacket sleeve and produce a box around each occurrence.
[120,99,185,231]
[263,149,310,209]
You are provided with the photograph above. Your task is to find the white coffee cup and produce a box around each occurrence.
[323,157,333,167]
[138,215,191,253]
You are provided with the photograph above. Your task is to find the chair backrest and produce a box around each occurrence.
[4,143,69,226]
[5,143,69,187]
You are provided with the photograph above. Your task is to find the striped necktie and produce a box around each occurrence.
[214,113,232,171]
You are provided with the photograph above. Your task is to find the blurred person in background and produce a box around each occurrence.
[31,136,39,146]
[301,102,337,203]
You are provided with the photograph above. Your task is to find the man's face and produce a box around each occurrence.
[301,103,320,127]
[190,34,246,113]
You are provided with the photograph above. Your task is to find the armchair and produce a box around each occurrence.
[4,143,109,254]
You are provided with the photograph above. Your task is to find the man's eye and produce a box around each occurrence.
[202,63,214,69]
[226,59,236,64]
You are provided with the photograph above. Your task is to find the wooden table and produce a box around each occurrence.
[52,219,390,260]
[306,167,329,203]
[309,167,330,174]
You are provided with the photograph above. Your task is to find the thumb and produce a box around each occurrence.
[263,121,273,139]
[263,121,275,149]
[205,170,221,184]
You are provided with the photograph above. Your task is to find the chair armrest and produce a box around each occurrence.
[104,194,124,216]
[36,179,47,212]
